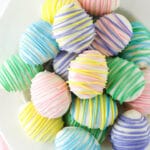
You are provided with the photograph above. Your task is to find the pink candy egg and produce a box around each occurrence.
[126,70,150,115]
[90,13,133,56]
[78,0,120,16]
[31,71,71,119]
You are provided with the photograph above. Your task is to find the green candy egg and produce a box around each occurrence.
[0,54,43,92]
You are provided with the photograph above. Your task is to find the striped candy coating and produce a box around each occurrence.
[31,71,71,119]
[64,113,108,144]
[126,70,150,115]
[42,0,80,24]
[55,127,101,150]
[78,0,120,16]
[69,94,118,130]
[0,54,43,92]
[19,20,59,65]
[110,110,150,150]
[106,57,145,103]
[53,51,77,80]
[18,102,64,142]
[120,22,150,69]
[68,50,108,99]
[90,13,132,56]
[53,3,95,53]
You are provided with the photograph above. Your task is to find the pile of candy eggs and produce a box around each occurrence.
[0,0,150,150]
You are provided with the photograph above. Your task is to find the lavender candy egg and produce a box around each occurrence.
[53,3,95,54]
[110,110,150,150]
[53,51,77,80]
[90,13,133,56]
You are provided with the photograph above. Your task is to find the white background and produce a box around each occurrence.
[0,0,150,150]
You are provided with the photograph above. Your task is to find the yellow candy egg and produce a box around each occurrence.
[42,0,80,24]
[18,102,64,142]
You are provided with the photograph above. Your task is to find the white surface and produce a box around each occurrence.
[0,0,10,18]
[0,0,150,150]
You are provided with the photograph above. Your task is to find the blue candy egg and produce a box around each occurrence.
[19,20,59,65]
[55,127,101,150]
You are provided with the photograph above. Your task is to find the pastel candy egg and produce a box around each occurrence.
[78,0,120,16]
[64,113,108,143]
[0,54,43,92]
[53,3,95,53]
[126,70,150,115]
[106,57,145,103]
[42,0,80,24]
[53,51,77,80]
[18,102,64,142]
[110,110,150,150]
[55,127,101,150]
[90,13,133,56]
[19,20,59,65]
[68,50,108,99]
[31,71,71,119]
[120,22,150,69]
[69,94,118,130]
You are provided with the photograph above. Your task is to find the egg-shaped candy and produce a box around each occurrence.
[64,113,108,144]
[120,22,150,69]
[0,54,43,92]
[42,0,80,24]
[110,110,150,150]
[69,94,118,130]
[90,13,132,56]
[106,57,145,103]
[18,102,64,142]
[19,20,59,65]
[31,71,71,119]
[78,0,120,16]
[55,127,101,150]
[68,50,108,99]
[53,3,95,53]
